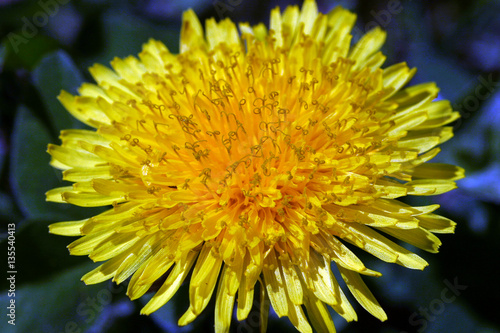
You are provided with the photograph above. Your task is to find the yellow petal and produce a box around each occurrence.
[418,213,456,234]
[89,232,139,261]
[77,82,112,101]
[322,6,355,63]
[409,163,465,181]
[406,179,458,196]
[127,260,154,300]
[270,7,284,48]
[48,144,105,169]
[349,27,386,69]
[49,219,87,236]
[389,82,439,116]
[281,3,300,46]
[63,166,111,182]
[236,253,254,321]
[68,228,115,256]
[45,186,73,203]
[303,294,336,333]
[262,249,288,317]
[183,245,222,321]
[338,267,387,321]
[59,129,110,148]
[396,133,441,154]
[414,100,460,129]
[386,111,428,137]
[63,191,126,207]
[205,18,240,49]
[328,270,357,322]
[380,226,442,253]
[110,56,145,83]
[382,62,417,99]
[112,236,155,284]
[288,302,313,333]
[180,9,205,53]
[298,0,318,35]
[88,63,121,86]
[215,265,236,333]
[141,251,198,314]
[307,250,339,306]
[313,232,381,277]
[57,90,110,127]
[135,247,175,286]
[337,222,428,269]
[82,255,123,285]
[280,257,303,305]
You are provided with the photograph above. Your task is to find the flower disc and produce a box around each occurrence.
[47,1,463,332]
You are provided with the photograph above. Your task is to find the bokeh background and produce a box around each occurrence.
[1,0,499,332]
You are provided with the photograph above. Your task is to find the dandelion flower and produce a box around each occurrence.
[47,1,464,332]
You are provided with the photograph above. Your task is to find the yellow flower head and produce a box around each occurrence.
[47,1,464,332]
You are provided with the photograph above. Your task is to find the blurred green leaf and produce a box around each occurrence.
[33,50,85,135]
[9,105,59,219]
[0,217,142,332]
[82,10,179,69]
[0,262,115,333]
[9,105,103,220]
[0,131,6,180]
[0,43,6,71]
[0,219,89,288]
[2,32,59,70]
[0,192,21,225]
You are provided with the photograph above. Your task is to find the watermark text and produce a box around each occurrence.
[6,223,16,326]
